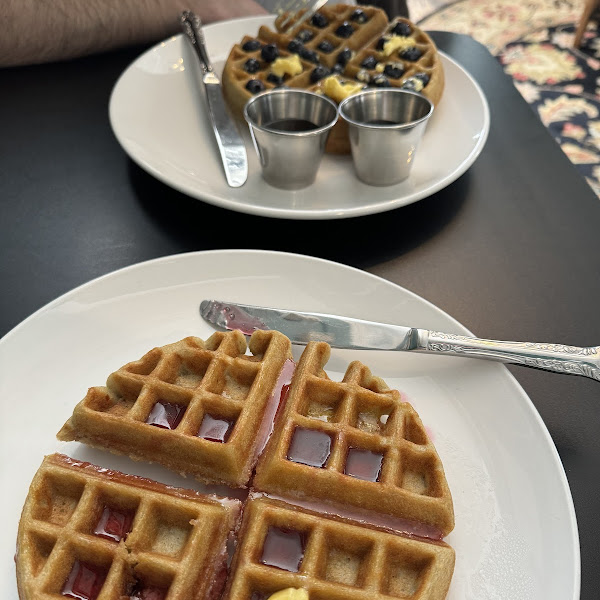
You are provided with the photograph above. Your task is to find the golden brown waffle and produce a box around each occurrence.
[222,5,387,118]
[16,453,241,600]
[273,4,389,67]
[221,5,444,154]
[223,494,455,600]
[57,330,293,487]
[253,341,455,538]
[343,17,444,107]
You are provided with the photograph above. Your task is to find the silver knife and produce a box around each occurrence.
[180,11,248,188]
[200,299,600,381]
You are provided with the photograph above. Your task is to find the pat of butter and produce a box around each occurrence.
[267,589,309,600]
[383,36,417,56]
[270,54,303,78]
[321,76,364,103]
[406,76,425,92]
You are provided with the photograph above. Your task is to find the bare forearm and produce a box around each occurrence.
[1,0,268,67]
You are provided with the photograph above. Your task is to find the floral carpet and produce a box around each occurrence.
[418,0,600,197]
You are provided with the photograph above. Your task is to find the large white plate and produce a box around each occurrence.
[1,250,578,599]
[109,16,490,220]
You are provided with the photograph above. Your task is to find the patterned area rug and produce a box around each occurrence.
[419,0,600,197]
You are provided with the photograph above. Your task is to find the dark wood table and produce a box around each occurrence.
[2,31,599,598]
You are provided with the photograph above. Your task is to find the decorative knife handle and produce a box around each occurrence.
[424,331,600,381]
[180,11,214,75]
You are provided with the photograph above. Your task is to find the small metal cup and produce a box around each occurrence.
[244,89,338,190]
[338,89,434,186]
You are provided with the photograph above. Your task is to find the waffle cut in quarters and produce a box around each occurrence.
[16,453,241,600]
[57,330,293,487]
[253,341,455,539]
[222,494,455,600]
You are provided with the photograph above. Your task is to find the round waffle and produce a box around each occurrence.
[221,4,444,154]
[17,329,456,599]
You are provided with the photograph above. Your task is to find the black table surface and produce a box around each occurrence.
[2,30,599,597]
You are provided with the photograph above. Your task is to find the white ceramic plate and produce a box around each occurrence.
[1,250,578,599]
[109,16,490,220]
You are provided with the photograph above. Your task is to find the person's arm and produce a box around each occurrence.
[1,0,268,67]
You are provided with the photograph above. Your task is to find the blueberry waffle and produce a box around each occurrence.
[16,454,241,600]
[273,4,389,69]
[253,341,455,539]
[57,330,293,487]
[221,5,444,154]
[344,17,444,106]
[222,494,455,600]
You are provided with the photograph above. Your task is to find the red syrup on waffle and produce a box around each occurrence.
[287,427,332,468]
[93,506,135,542]
[146,401,185,429]
[253,359,296,463]
[260,527,306,572]
[345,448,384,482]
[61,561,107,600]
[198,414,235,442]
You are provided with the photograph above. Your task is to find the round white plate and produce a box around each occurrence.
[1,250,578,599]
[109,16,490,220]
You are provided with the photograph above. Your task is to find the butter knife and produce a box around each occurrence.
[180,11,248,187]
[200,299,600,381]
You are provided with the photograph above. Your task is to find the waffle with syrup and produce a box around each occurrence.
[253,341,455,539]
[16,453,241,600]
[221,4,444,154]
[223,494,455,600]
[57,330,293,487]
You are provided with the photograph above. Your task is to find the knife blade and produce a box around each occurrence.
[199,299,600,381]
[199,299,422,350]
[180,12,248,188]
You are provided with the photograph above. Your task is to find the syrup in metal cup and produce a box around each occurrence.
[243,89,338,190]
[338,88,434,186]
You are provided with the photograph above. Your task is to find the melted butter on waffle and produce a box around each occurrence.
[382,35,418,55]
[270,54,303,77]
[320,75,365,103]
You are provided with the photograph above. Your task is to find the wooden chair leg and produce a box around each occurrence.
[574,0,599,47]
